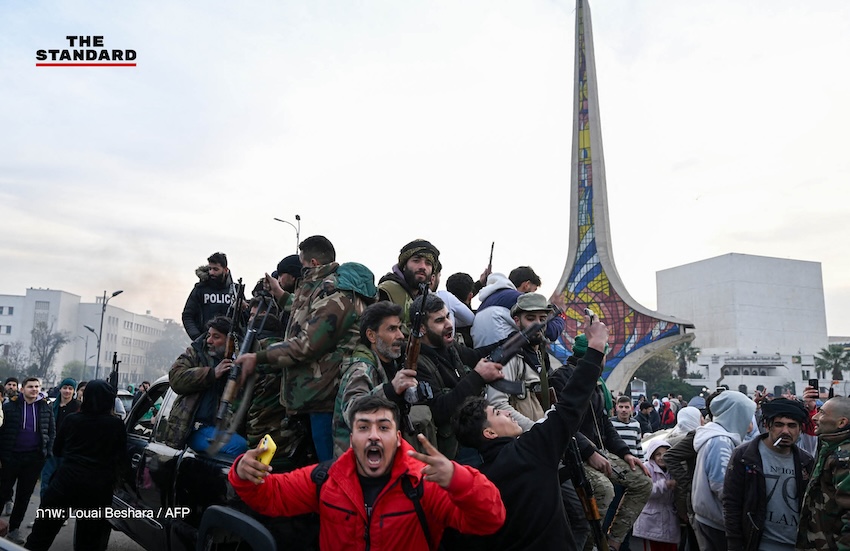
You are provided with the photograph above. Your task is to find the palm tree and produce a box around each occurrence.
[814,344,850,381]
[671,342,700,379]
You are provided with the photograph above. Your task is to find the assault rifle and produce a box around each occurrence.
[400,283,433,433]
[564,436,608,551]
[109,351,121,392]
[486,306,560,396]
[206,285,269,456]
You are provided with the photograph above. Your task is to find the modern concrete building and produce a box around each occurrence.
[0,288,170,387]
[657,253,828,396]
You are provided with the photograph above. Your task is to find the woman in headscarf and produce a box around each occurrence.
[25,380,127,551]
[667,406,703,447]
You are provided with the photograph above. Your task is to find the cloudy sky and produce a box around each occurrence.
[2,0,849,336]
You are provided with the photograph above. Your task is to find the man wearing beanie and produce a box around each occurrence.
[378,239,439,326]
[264,254,303,327]
[723,398,814,551]
[691,390,756,550]
[40,378,81,499]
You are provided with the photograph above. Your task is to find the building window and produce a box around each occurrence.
[7,307,11,315]
[4,327,10,334]
[0,307,3,315]
[34,301,50,325]
[732,369,739,376]
[743,370,750,376]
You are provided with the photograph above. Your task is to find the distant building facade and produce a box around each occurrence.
[657,253,828,396]
[0,288,170,387]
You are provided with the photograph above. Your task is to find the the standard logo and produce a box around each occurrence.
[36,36,136,67]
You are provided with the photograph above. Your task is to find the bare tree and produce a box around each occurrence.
[145,320,190,380]
[0,341,30,379]
[29,322,70,380]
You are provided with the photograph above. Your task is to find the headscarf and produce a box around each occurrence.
[80,380,117,416]
[669,406,702,439]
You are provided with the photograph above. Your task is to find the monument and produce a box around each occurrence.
[550,0,694,392]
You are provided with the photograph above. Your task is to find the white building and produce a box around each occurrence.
[0,288,170,387]
[656,253,828,396]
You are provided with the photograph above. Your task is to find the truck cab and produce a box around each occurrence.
[110,376,276,551]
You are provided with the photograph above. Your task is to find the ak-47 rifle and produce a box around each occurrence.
[206,280,264,456]
[486,305,561,397]
[109,351,121,392]
[564,436,608,551]
[400,283,433,433]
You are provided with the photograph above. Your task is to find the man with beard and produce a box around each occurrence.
[332,301,419,457]
[182,251,239,340]
[412,293,504,460]
[3,377,17,403]
[378,239,439,327]
[163,315,248,455]
[229,395,506,550]
[723,398,813,551]
[484,293,557,431]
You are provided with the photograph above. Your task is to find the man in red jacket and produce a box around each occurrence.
[230,394,506,550]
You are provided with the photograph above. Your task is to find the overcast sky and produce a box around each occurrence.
[2,0,849,336]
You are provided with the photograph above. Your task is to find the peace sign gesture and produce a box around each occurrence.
[407,434,455,489]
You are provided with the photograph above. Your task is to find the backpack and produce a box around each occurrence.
[310,460,432,544]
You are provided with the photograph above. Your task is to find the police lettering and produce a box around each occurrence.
[203,293,233,305]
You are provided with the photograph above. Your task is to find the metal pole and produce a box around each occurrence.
[95,289,123,380]
[273,215,301,253]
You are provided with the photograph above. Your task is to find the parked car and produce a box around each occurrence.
[109,376,277,551]
[116,389,134,417]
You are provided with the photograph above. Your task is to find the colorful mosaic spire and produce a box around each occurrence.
[550,0,694,391]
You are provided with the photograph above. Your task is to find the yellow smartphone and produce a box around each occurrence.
[257,434,277,465]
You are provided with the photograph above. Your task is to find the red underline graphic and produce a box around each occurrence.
[36,63,137,67]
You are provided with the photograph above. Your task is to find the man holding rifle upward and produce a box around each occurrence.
[450,311,609,550]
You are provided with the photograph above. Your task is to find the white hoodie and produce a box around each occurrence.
[691,391,755,530]
[470,273,517,347]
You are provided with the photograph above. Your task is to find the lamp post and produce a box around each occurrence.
[273,214,301,253]
[84,325,99,380]
[92,289,123,380]
[76,335,89,378]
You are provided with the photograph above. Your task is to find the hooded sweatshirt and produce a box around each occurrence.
[691,391,756,529]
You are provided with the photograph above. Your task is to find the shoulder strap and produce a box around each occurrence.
[310,459,336,502]
[401,476,431,545]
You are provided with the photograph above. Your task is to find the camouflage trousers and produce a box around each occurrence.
[585,455,652,545]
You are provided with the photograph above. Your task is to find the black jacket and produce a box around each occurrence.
[181,271,236,340]
[722,433,814,551]
[549,359,630,461]
[0,395,55,463]
[449,347,605,551]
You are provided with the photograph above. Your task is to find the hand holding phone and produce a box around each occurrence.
[808,378,819,390]
[257,434,277,466]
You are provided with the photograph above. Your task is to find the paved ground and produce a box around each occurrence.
[3,482,145,550]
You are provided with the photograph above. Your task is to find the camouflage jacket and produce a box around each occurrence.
[255,262,375,414]
[332,343,406,457]
[162,335,220,448]
[798,426,850,550]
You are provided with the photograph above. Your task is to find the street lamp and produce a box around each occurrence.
[273,214,301,253]
[93,289,123,380]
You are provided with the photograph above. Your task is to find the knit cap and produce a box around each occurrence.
[398,239,440,269]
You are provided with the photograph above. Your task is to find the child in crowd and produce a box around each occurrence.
[631,439,679,551]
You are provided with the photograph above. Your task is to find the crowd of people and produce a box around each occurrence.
[166,237,850,551]
[0,374,142,549]
[1,236,847,550]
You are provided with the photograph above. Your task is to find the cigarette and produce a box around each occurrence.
[773,437,783,447]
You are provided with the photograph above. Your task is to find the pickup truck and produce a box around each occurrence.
[109,375,279,551]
